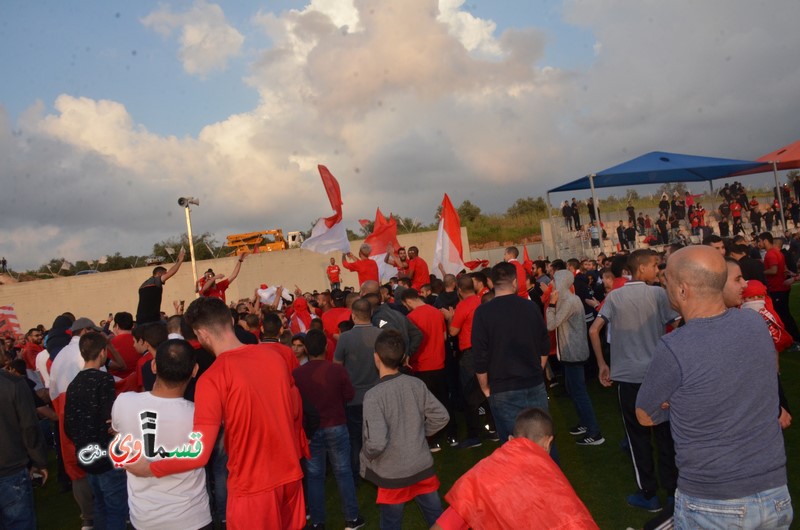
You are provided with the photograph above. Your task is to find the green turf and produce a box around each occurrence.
[33,288,800,528]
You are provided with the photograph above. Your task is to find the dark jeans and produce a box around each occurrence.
[379,490,442,530]
[0,468,36,529]
[87,468,129,530]
[458,349,485,439]
[770,290,800,342]
[206,427,228,523]
[563,362,600,436]
[415,369,454,441]
[306,425,359,524]
[345,405,363,485]
[618,382,677,496]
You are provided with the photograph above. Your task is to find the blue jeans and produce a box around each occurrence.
[379,490,442,530]
[675,485,793,529]
[488,383,559,463]
[87,468,128,530]
[0,468,36,529]
[563,362,600,436]
[305,425,360,524]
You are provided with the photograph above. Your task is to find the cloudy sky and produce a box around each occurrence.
[1,0,799,270]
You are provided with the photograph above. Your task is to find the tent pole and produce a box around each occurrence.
[589,174,600,251]
[774,161,786,231]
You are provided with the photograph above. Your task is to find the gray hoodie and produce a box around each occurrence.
[546,270,591,363]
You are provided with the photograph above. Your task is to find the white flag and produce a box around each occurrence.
[164,247,175,255]
[60,260,73,271]
[98,256,108,265]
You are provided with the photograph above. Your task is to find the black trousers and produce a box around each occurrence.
[416,369,455,441]
[618,382,677,497]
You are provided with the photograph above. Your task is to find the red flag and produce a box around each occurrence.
[364,209,400,255]
[318,165,343,228]
[522,245,533,276]
[464,259,489,270]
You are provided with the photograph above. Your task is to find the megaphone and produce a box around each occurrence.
[178,197,200,207]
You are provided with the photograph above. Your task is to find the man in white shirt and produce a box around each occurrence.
[112,339,212,530]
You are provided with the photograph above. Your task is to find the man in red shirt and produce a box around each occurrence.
[109,312,139,378]
[342,244,379,287]
[326,257,342,290]
[503,246,530,299]
[127,297,308,530]
[20,328,44,371]
[758,232,800,345]
[197,254,247,303]
[406,246,430,291]
[320,290,351,361]
[400,289,452,451]
[441,275,485,448]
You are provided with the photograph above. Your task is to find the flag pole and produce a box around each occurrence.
[774,161,786,231]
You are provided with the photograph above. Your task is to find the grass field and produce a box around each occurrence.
[33,290,800,529]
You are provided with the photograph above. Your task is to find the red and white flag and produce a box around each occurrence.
[432,194,465,278]
[0,305,23,338]
[301,165,351,254]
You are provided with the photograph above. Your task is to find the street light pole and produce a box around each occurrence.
[179,197,200,297]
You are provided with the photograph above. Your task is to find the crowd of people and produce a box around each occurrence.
[0,201,797,529]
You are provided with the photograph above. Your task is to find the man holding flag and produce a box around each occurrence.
[432,194,465,279]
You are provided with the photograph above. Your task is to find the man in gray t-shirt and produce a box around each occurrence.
[589,249,679,513]
[334,298,380,483]
[637,246,791,529]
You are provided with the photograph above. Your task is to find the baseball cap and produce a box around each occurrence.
[70,317,103,333]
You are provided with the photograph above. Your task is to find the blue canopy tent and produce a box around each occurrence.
[547,151,764,228]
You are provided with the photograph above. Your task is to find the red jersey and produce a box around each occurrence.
[731,202,742,218]
[262,341,300,373]
[151,344,306,498]
[326,265,341,284]
[407,256,430,290]
[135,352,153,391]
[110,333,139,379]
[451,295,481,351]
[199,278,230,303]
[342,257,379,286]
[407,304,446,372]
[764,248,788,293]
[321,307,351,361]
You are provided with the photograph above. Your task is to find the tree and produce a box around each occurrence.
[787,170,800,185]
[153,232,221,261]
[457,200,481,222]
[506,197,547,218]
[625,189,640,201]
[655,182,687,198]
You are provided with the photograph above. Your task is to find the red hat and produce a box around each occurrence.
[742,280,767,299]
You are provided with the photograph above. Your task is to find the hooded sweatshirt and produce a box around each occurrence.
[546,270,590,363]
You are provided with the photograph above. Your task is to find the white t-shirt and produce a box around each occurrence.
[111,392,211,530]
[35,349,51,388]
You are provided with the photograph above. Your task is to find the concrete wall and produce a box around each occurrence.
[0,228,470,330]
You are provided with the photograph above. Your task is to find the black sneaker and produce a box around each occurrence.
[456,437,482,449]
[447,437,458,447]
[569,425,588,435]
[576,434,605,446]
[429,442,442,453]
[307,523,324,530]
[344,516,366,530]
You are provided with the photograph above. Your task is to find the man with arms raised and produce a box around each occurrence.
[127,297,307,530]
[137,248,186,324]
[637,246,791,529]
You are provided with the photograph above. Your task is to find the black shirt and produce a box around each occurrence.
[136,275,164,324]
[738,256,766,284]
[472,294,549,394]
[434,291,459,310]
[64,369,116,474]
[0,371,47,477]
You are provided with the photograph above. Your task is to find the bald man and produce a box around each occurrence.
[636,246,791,529]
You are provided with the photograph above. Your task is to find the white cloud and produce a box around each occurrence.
[3,0,800,271]
[141,0,244,76]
